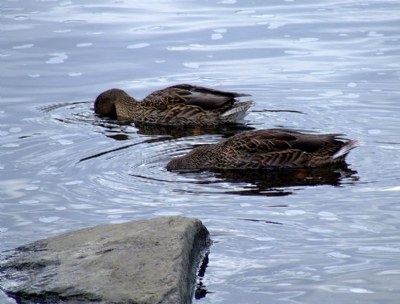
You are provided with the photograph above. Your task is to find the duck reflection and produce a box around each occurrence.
[209,164,358,196]
[95,118,255,141]
[135,121,255,138]
[171,163,357,196]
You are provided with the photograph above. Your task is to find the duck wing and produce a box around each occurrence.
[144,84,250,110]
[222,129,348,168]
[227,129,341,152]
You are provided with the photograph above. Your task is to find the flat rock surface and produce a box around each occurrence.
[0,216,209,304]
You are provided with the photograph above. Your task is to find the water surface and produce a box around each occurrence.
[1,0,400,303]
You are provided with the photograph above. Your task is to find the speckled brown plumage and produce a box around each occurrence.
[166,129,358,171]
[94,84,253,126]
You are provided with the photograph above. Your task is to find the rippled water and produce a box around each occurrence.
[1,0,400,303]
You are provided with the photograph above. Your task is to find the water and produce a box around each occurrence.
[1,0,400,303]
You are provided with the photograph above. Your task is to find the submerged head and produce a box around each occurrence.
[166,156,187,171]
[166,145,212,171]
[94,88,132,118]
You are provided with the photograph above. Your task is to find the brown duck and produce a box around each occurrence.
[94,84,253,126]
[166,129,358,171]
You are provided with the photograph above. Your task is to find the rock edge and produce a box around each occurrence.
[0,216,210,304]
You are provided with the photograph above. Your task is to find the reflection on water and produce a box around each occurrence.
[166,163,358,197]
[134,121,255,138]
[1,0,400,303]
[195,253,210,300]
[210,165,358,196]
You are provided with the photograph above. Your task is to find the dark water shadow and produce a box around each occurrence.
[91,119,257,146]
[132,121,255,138]
[194,253,210,300]
[174,164,359,197]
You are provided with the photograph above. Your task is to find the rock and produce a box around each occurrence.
[0,216,210,304]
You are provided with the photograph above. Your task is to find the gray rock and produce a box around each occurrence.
[0,216,210,304]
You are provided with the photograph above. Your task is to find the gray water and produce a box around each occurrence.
[1,0,400,303]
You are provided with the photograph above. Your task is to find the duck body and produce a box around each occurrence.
[166,129,358,171]
[94,84,253,126]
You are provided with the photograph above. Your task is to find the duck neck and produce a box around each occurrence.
[115,96,140,120]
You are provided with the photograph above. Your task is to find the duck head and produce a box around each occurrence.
[94,88,133,118]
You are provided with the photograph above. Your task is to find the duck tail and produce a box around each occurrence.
[333,139,359,160]
[221,100,254,122]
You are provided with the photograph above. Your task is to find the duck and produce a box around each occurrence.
[94,84,253,126]
[166,129,358,171]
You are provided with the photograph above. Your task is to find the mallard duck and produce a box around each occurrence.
[94,84,253,126]
[166,129,358,171]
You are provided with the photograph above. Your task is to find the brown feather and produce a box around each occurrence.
[94,84,253,126]
[166,129,358,171]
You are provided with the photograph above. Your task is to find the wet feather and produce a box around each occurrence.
[94,84,253,126]
[166,129,358,171]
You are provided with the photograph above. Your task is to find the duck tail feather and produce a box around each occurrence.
[222,100,254,122]
[333,139,359,159]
